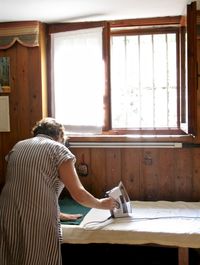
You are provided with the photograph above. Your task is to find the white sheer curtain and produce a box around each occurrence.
[51,27,104,134]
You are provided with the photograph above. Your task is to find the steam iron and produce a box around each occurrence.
[106,181,132,218]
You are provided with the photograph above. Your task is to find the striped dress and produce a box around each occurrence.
[0,134,75,265]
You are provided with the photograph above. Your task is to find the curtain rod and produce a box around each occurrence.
[69,142,182,148]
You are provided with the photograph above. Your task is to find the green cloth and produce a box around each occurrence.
[59,197,90,225]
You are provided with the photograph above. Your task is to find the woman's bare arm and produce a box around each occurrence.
[59,159,117,210]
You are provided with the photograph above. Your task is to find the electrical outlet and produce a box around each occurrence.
[77,163,88,177]
[144,153,153,165]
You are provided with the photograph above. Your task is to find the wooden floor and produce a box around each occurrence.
[61,244,200,265]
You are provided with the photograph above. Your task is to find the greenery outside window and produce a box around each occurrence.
[110,27,179,134]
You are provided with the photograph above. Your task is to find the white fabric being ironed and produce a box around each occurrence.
[62,201,200,248]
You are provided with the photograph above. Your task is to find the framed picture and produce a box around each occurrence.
[0,96,10,132]
[0,56,11,93]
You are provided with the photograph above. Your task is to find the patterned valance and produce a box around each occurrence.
[0,21,39,49]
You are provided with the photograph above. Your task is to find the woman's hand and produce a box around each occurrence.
[60,212,83,221]
[98,197,120,210]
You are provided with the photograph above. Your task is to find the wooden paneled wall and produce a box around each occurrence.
[68,25,200,202]
[70,147,200,201]
[0,23,47,191]
[0,21,200,202]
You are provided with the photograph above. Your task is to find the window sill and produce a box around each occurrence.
[67,134,195,143]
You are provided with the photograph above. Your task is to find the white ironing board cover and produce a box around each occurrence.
[61,201,200,248]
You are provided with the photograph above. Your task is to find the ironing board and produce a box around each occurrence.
[61,200,200,265]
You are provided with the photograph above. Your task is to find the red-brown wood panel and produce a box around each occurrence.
[174,148,193,201]
[121,149,141,200]
[0,44,19,187]
[67,147,200,201]
[192,148,200,200]
[0,23,47,187]
[16,44,30,139]
[140,149,161,201]
[157,149,175,201]
[90,148,107,197]
[70,148,92,192]
[105,148,121,191]
[28,47,44,129]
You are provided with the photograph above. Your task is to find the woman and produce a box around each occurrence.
[0,117,117,265]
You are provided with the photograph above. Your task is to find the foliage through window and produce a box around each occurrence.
[111,30,178,131]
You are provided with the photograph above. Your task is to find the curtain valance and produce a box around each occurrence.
[0,21,39,49]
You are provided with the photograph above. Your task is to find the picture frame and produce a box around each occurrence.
[0,56,11,93]
[0,96,10,132]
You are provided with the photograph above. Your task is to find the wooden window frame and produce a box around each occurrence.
[47,2,197,142]
[102,17,193,136]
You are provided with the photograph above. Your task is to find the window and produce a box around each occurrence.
[51,27,104,134]
[50,12,196,137]
[110,29,178,132]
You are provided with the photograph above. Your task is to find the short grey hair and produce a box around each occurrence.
[31,117,64,142]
